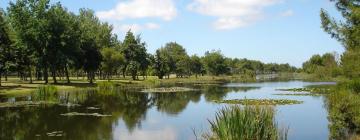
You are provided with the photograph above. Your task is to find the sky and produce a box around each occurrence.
[0,0,344,67]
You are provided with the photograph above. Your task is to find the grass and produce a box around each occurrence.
[214,99,303,105]
[204,106,287,140]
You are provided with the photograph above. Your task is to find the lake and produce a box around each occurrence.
[0,81,335,140]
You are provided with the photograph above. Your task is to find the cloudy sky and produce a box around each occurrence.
[0,0,344,67]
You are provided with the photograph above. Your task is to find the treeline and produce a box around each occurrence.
[301,53,341,79]
[0,0,297,85]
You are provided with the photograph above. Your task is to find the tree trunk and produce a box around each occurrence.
[65,65,70,84]
[0,71,2,86]
[122,67,127,78]
[44,67,49,84]
[89,71,94,84]
[4,71,7,81]
[52,69,57,84]
[29,67,33,84]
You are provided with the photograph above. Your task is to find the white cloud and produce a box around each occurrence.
[96,0,177,21]
[280,10,294,17]
[188,0,282,30]
[113,23,161,33]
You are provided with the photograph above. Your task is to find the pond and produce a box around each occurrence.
[0,81,335,140]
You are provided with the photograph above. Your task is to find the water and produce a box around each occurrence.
[0,81,335,140]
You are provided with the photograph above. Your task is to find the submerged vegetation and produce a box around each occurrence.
[205,106,287,140]
[214,99,303,105]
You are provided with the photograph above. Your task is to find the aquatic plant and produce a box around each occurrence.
[206,106,288,140]
[141,87,196,93]
[60,112,112,117]
[96,81,117,94]
[273,93,323,97]
[214,99,303,105]
[33,85,58,101]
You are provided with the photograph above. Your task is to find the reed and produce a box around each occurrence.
[206,106,288,140]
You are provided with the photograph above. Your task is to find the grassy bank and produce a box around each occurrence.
[0,75,257,96]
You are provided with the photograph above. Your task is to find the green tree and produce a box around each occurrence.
[8,0,51,83]
[0,9,12,86]
[153,50,169,79]
[122,32,148,80]
[321,1,360,78]
[101,47,124,80]
[190,55,203,78]
[78,9,103,83]
[202,50,229,76]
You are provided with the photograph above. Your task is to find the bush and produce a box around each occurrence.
[326,88,360,139]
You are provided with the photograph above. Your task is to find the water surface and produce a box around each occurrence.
[0,81,335,140]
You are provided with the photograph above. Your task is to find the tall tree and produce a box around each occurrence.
[78,9,103,83]
[190,55,203,78]
[0,9,12,86]
[202,50,229,76]
[122,32,148,80]
[8,0,51,83]
[321,1,360,78]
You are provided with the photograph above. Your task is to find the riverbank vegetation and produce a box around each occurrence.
[318,1,360,139]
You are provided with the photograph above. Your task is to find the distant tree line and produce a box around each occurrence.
[302,53,341,79]
[0,0,298,85]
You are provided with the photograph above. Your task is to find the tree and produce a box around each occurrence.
[321,1,360,78]
[78,9,103,83]
[0,9,12,86]
[202,50,229,76]
[153,50,168,79]
[8,0,51,83]
[190,55,203,78]
[101,47,124,80]
[159,42,189,78]
[122,32,148,80]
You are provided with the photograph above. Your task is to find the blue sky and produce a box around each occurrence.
[0,0,344,67]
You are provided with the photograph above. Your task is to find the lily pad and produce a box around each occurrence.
[60,112,111,117]
[0,101,56,108]
[141,87,196,93]
[214,99,303,105]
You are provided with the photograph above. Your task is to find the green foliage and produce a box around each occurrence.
[302,53,341,79]
[206,106,288,140]
[203,50,229,76]
[122,31,148,80]
[101,47,124,80]
[326,87,360,139]
[321,1,360,79]
[33,85,58,101]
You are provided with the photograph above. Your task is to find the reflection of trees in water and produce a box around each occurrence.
[151,91,202,115]
[0,85,259,139]
[202,86,260,101]
[0,107,114,140]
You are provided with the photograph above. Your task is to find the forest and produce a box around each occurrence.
[0,0,298,86]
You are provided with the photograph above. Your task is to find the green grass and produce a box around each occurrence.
[205,106,288,140]
[214,99,303,105]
